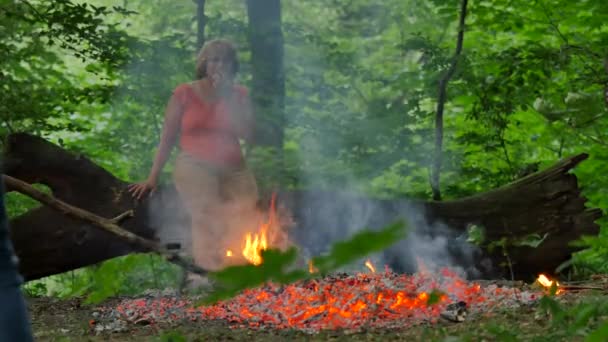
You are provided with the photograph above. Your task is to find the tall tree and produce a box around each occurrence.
[196,0,206,49]
[430,0,468,201]
[245,0,286,151]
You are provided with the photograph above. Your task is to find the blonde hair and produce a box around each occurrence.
[195,39,240,80]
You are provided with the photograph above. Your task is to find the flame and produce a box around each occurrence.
[364,259,376,273]
[308,260,318,274]
[242,228,268,265]
[229,193,279,266]
[536,274,563,294]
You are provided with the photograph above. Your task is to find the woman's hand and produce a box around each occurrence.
[210,71,234,92]
[128,178,157,200]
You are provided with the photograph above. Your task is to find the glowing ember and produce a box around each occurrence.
[104,268,541,333]
[536,274,563,294]
[364,259,376,273]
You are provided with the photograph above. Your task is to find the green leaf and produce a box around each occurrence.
[311,221,408,274]
[586,322,608,342]
[570,304,597,332]
[466,224,485,246]
[539,296,565,324]
[159,331,187,342]
[426,289,445,306]
[200,248,302,304]
[513,233,548,249]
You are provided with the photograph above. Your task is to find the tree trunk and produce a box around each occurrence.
[245,0,285,149]
[4,133,601,281]
[430,0,468,201]
[196,0,206,49]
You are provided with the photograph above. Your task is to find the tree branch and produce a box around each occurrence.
[110,209,134,224]
[2,174,208,276]
[430,0,468,201]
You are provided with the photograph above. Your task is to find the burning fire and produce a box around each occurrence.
[364,259,376,273]
[230,193,279,266]
[536,274,563,294]
[308,260,318,274]
[242,228,268,265]
[110,267,542,332]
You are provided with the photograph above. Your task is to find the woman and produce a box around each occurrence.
[129,39,259,278]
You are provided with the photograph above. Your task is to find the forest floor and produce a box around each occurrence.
[28,278,608,342]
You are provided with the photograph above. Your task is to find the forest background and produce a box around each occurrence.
[2,0,608,304]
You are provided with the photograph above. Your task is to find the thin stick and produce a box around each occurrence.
[561,285,605,291]
[2,174,208,276]
[110,209,134,224]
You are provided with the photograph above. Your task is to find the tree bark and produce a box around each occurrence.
[196,0,206,49]
[3,132,182,280]
[3,133,601,281]
[430,0,468,201]
[3,174,208,276]
[245,0,285,150]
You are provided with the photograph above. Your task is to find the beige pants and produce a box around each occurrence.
[173,152,259,271]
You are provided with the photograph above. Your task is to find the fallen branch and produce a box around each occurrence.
[110,209,134,224]
[2,174,208,276]
[561,285,606,291]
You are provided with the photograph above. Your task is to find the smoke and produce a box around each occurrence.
[146,185,192,254]
[120,1,490,278]
[284,190,487,278]
[383,203,488,279]
[280,5,489,277]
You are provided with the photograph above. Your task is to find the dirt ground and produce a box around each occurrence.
[27,284,608,342]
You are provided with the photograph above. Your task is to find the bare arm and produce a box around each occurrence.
[147,93,183,183]
[129,90,183,199]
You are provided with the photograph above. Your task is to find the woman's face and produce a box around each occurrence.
[206,51,234,84]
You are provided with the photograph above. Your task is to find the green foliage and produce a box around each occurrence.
[466,224,550,278]
[0,0,136,138]
[512,233,549,249]
[587,323,608,342]
[22,281,48,298]
[538,295,608,340]
[466,224,485,245]
[3,0,608,319]
[157,331,187,342]
[5,184,52,217]
[35,254,182,304]
[485,324,519,342]
[426,289,445,306]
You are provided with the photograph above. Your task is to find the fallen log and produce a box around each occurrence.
[3,174,208,276]
[3,133,601,281]
[278,155,602,279]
